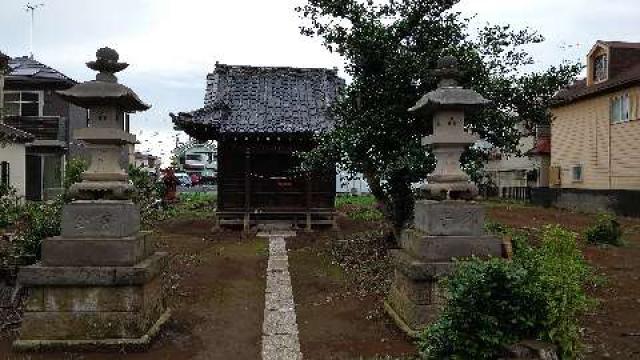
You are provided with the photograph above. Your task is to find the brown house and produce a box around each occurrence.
[173,64,343,230]
[543,41,640,215]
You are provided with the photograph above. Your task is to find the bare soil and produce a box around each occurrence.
[0,204,637,359]
[289,216,417,360]
[0,218,268,360]
[487,203,640,360]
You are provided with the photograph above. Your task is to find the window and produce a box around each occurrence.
[571,165,583,182]
[593,54,608,83]
[611,94,633,123]
[3,91,42,116]
[1,161,9,189]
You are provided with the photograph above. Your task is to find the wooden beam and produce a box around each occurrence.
[244,146,251,232]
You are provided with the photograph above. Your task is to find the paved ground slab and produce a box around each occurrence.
[261,235,303,360]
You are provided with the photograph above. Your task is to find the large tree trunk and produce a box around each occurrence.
[363,168,415,247]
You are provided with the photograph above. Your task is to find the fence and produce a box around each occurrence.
[500,186,531,201]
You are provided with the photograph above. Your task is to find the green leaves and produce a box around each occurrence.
[418,226,594,359]
[297,0,581,230]
[584,213,623,246]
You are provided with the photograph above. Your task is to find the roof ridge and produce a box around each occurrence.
[598,40,640,49]
[209,63,339,76]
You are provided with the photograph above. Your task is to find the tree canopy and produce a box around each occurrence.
[296,0,581,232]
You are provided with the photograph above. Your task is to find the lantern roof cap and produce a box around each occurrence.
[409,56,489,113]
[57,47,150,112]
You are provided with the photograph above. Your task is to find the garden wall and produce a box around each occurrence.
[531,187,640,217]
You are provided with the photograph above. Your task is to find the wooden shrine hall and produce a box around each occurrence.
[172,64,344,230]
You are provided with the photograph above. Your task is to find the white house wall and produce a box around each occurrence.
[0,143,27,198]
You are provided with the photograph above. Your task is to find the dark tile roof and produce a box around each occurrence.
[552,63,640,107]
[599,41,640,49]
[5,56,75,87]
[172,64,344,137]
[553,41,640,106]
[0,123,35,143]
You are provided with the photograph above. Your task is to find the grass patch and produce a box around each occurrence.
[335,195,384,222]
[291,247,346,283]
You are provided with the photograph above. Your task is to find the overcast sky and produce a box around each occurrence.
[1,0,638,164]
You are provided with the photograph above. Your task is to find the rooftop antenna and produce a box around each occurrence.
[25,2,45,59]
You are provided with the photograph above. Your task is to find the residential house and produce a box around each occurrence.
[0,51,8,117]
[173,141,217,181]
[0,124,34,197]
[483,124,551,198]
[172,64,343,229]
[1,52,37,198]
[2,56,88,201]
[133,151,161,176]
[544,40,640,215]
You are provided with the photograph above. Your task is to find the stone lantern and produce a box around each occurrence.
[14,48,169,351]
[384,56,503,336]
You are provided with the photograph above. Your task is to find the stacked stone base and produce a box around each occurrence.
[14,201,169,352]
[386,200,503,336]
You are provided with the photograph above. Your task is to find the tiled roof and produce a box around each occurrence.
[5,56,75,86]
[172,64,344,137]
[0,123,35,143]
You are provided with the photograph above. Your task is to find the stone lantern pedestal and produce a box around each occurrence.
[385,56,504,336]
[13,48,169,351]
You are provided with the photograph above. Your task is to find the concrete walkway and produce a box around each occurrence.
[259,232,302,360]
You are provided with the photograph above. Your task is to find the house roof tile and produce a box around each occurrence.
[172,64,344,138]
[5,56,75,87]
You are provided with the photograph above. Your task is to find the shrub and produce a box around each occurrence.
[584,213,623,246]
[1,159,87,267]
[12,199,63,260]
[127,165,167,227]
[64,158,88,191]
[418,225,594,360]
[0,186,22,229]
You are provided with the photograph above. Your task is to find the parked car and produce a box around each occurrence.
[175,172,192,187]
[190,173,200,186]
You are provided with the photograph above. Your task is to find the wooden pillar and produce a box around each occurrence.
[244,146,251,232]
[305,173,312,232]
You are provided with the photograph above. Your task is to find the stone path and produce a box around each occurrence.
[260,232,303,360]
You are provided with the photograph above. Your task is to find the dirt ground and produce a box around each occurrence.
[289,216,416,360]
[0,203,638,359]
[487,203,640,360]
[0,218,268,360]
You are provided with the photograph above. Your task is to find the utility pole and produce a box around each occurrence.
[25,2,44,59]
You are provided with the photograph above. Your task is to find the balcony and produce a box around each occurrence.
[3,116,66,147]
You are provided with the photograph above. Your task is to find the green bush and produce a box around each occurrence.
[0,187,22,229]
[128,165,164,227]
[13,199,63,259]
[584,213,623,246]
[418,225,594,360]
[1,159,88,266]
[64,158,88,191]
